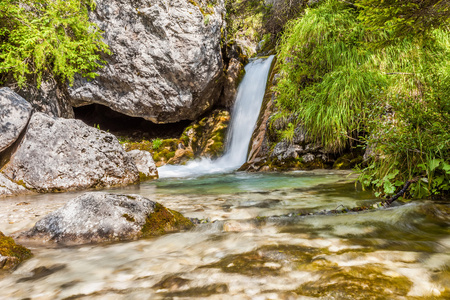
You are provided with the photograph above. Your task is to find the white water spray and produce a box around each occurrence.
[159,55,275,178]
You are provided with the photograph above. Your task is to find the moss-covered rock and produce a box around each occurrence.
[20,192,194,245]
[0,231,32,271]
[141,203,194,237]
[120,109,230,167]
[175,109,230,162]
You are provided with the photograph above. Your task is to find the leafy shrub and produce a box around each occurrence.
[0,0,110,88]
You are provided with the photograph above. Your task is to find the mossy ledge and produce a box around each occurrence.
[142,203,194,237]
[0,231,32,271]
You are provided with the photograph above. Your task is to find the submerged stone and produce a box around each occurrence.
[203,244,320,276]
[20,192,193,244]
[294,265,412,299]
[0,231,32,271]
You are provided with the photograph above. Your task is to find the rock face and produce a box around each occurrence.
[21,192,194,244]
[0,88,33,153]
[2,113,138,192]
[127,150,159,181]
[69,0,225,123]
[0,173,31,198]
[3,75,74,118]
[0,231,32,271]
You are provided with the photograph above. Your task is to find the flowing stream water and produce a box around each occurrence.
[0,56,449,299]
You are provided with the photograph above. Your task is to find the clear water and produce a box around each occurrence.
[1,171,449,299]
[159,56,275,179]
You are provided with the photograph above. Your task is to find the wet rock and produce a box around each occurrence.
[0,231,32,271]
[2,113,138,192]
[20,192,194,244]
[153,275,191,291]
[0,88,33,153]
[166,148,195,165]
[69,0,225,123]
[220,58,246,108]
[17,264,66,282]
[127,150,158,181]
[0,173,31,198]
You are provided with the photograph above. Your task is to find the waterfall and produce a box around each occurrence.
[159,55,275,178]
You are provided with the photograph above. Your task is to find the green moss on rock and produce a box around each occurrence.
[0,231,32,270]
[141,203,194,237]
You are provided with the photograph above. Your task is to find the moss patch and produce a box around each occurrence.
[141,203,194,237]
[122,214,135,223]
[0,231,32,270]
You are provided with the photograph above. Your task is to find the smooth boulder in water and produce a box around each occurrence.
[20,192,194,244]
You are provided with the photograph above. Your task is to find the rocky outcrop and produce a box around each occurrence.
[168,109,230,164]
[3,76,74,118]
[69,0,226,123]
[0,88,32,153]
[127,150,159,181]
[0,231,32,271]
[2,113,138,192]
[0,173,31,198]
[20,192,194,244]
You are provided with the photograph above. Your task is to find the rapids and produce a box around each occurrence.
[0,171,449,299]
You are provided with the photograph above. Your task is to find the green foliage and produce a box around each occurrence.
[356,0,450,42]
[152,138,163,150]
[275,0,385,151]
[357,28,450,198]
[0,0,110,88]
[275,0,450,198]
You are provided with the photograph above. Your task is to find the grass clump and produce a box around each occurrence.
[275,0,450,198]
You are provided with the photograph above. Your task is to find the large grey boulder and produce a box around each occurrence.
[0,88,33,153]
[69,0,225,123]
[127,150,159,180]
[20,192,193,244]
[2,113,139,192]
[0,173,31,198]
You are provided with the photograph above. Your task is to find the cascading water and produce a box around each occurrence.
[159,55,275,178]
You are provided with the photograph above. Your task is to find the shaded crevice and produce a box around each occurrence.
[73,104,191,140]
